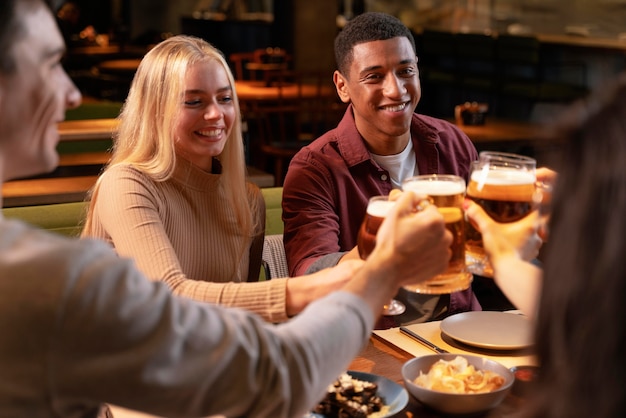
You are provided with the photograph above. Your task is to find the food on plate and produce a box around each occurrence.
[414,356,505,394]
[313,372,389,418]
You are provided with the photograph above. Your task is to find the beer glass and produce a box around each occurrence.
[401,175,473,294]
[466,151,537,276]
[357,196,406,316]
[536,180,553,241]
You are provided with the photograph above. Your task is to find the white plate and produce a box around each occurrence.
[305,371,408,418]
[440,311,534,350]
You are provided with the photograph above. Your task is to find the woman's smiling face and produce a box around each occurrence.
[173,59,236,171]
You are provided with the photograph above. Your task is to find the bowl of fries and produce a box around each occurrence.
[402,354,514,415]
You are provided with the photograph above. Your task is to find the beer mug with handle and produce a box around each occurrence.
[465,151,537,276]
[402,174,473,294]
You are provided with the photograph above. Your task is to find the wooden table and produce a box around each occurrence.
[58,119,119,142]
[453,119,558,164]
[58,151,111,167]
[108,325,529,418]
[97,59,142,75]
[2,175,99,208]
[244,62,289,81]
[67,45,147,57]
[536,32,626,53]
[2,166,273,208]
[57,78,337,142]
[454,119,541,145]
[346,337,528,417]
[349,317,534,417]
[235,80,336,103]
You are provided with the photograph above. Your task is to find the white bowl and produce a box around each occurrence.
[402,354,514,415]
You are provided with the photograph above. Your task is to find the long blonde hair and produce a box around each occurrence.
[83,35,260,238]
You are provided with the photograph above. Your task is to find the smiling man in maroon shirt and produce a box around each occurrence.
[283,12,481,326]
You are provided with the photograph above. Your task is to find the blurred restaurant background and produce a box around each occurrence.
[61,0,626,119]
[4,0,625,207]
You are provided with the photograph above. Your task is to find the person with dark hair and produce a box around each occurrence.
[466,73,626,417]
[282,11,480,326]
[0,1,456,416]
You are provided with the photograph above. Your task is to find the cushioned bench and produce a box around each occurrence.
[2,187,286,281]
[2,187,284,237]
[2,166,275,208]
[2,201,88,237]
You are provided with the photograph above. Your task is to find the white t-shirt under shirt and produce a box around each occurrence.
[371,138,418,189]
[371,139,448,323]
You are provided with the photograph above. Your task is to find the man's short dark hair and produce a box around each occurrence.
[334,12,416,76]
[0,0,55,74]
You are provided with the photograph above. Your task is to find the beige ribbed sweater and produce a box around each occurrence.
[82,158,289,322]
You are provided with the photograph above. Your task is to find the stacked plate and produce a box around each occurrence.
[440,311,534,350]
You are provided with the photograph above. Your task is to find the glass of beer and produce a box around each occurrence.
[357,195,406,316]
[466,151,537,276]
[401,174,473,294]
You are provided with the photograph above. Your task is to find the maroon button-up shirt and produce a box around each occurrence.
[282,106,481,322]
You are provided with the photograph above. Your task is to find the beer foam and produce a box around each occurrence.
[403,180,466,196]
[367,199,395,217]
[471,168,535,186]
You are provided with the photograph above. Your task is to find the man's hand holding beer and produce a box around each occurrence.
[341,190,452,316]
[377,190,453,286]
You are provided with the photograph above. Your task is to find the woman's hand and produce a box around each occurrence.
[535,167,557,241]
[463,199,544,318]
[464,199,542,262]
[536,167,557,186]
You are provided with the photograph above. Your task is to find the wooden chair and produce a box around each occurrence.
[252,47,290,65]
[247,70,345,186]
[229,48,292,82]
[229,51,256,80]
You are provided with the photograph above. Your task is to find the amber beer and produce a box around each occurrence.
[466,170,536,223]
[466,152,537,276]
[357,196,406,315]
[357,197,394,260]
[401,175,472,294]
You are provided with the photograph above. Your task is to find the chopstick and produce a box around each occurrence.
[400,326,450,354]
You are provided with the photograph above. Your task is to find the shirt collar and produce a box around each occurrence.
[335,105,441,168]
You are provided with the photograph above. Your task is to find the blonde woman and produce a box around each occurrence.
[82,35,351,322]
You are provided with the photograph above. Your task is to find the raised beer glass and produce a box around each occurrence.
[357,195,406,316]
[401,174,473,294]
[466,151,537,276]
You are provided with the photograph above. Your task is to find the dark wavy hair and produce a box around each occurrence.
[527,72,626,418]
[0,0,55,74]
[334,12,416,76]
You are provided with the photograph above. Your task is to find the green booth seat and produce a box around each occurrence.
[65,101,123,121]
[2,187,284,238]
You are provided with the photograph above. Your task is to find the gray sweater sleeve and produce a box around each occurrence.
[49,237,374,418]
[304,252,347,274]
